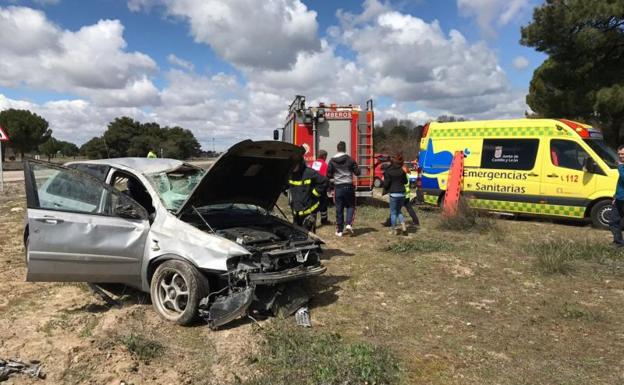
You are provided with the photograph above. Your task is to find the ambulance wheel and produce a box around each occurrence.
[374,178,382,188]
[590,200,612,230]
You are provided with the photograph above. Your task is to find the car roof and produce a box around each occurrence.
[67,157,186,175]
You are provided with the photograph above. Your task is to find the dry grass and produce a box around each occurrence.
[1,187,624,384]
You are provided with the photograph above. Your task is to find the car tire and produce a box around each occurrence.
[374,178,382,188]
[590,200,612,230]
[150,259,209,325]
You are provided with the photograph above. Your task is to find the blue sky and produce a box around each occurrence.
[0,0,546,149]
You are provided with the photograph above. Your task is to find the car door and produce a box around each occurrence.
[24,160,150,286]
[540,139,596,211]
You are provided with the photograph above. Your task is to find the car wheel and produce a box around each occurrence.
[373,178,382,188]
[590,200,612,230]
[150,260,209,325]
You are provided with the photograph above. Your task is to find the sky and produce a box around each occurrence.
[0,0,546,150]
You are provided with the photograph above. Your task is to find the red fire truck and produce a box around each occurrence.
[275,95,375,196]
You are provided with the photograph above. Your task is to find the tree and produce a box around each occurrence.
[0,109,51,160]
[81,117,202,160]
[39,137,60,161]
[58,140,80,158]
[521,0,624,145]
[80,137,108,159]
[102,117,143,158]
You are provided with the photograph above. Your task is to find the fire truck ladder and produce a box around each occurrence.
[356,99,374,193]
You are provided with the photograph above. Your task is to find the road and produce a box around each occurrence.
[0,159,215,183]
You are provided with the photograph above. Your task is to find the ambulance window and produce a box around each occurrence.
[481,139,539,170]
[550,140,591,171]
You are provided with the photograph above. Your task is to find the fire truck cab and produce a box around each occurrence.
[275,95,375,197]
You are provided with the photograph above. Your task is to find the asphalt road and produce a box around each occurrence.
[1,159,215,183]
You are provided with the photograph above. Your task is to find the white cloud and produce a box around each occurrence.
[457,0,530,37]
[133,0,321,70]
[167,54,194,71]
[0,94,149,144]
[376,103,436,125]
[513,55,529,70]
[0,3,531,150]
[337,7,512,115]
[0,6,159,107]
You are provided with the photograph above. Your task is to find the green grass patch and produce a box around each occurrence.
[243,321,400,385]
[561,302,599,321]
[38,313,71,336]
[385,239,452,254]
[79,316,99,338]
[119,333,164,363]
[526,239,624,275]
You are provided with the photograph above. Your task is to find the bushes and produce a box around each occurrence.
[525,239,624,274]
[436,198,497,233]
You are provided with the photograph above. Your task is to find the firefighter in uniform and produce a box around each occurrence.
[310,149,330,225]
[287,158,328,232]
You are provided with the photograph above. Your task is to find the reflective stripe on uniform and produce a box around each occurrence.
[312,188,321,197]
[295,201,320,216]
[289,179,312,186]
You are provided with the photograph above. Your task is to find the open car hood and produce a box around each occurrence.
[177,140,304,215]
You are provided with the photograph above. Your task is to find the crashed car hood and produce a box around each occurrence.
[177,140,304,214]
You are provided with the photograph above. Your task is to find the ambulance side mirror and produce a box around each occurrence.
[584,157,601,174]
[273,129,280,141]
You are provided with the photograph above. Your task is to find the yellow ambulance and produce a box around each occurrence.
[419,118,619,228]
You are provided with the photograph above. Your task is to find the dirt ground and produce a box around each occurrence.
[2,181,624,384]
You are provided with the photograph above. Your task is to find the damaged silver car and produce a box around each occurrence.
[23,140,325,328]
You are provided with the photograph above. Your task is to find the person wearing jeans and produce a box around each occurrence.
[327,141,360,236]
[609,145,624,246]
[383,154,408,235]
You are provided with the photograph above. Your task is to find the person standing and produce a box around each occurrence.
[311,150,330,225]
[288,157,328,232]
[402,163,420,228]
[383,154,408,235]
[610,145,624,246]
[147,149,158,158]
[327,141,360,236]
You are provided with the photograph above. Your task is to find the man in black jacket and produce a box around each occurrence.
[327,141,360,236]
[287,157,328,232]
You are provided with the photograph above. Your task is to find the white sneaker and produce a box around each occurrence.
[345,224,354,235]
[335,231,343,237]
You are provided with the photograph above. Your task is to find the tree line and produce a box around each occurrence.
[0,109,202,161]
[374,115,465,159]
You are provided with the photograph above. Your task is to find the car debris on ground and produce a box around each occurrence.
[0,358,45,382]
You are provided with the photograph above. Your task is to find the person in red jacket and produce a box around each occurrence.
[311,150,330,225]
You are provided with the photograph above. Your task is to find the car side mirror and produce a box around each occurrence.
[584,158,599,174]
[273,129,280,141]
[115,203,144,220]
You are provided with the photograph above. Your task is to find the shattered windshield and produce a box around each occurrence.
[146,166,206,211]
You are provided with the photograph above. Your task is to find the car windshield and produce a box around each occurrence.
[146,166,206,211]
[583,139,618,169]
